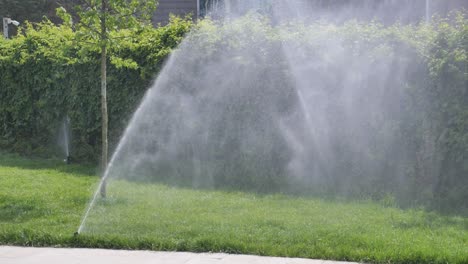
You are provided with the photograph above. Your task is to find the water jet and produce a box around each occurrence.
[76,0,467,236]
[59,116,71,164]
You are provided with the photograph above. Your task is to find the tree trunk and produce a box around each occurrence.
[100,0,108,198]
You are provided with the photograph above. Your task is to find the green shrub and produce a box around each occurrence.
[0,12,466,213]
[0,16,193,161]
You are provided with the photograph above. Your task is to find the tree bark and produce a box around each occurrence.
[100,0,108,198]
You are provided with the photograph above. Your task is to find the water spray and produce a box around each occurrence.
[74,0,466,238]
[426,0,431,23]
[62,115,71,164]
[75,66,165,234]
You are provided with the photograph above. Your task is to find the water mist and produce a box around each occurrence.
[59,115,71,164]
[77,0,462,235]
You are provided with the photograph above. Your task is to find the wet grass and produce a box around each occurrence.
[0,153,467,263]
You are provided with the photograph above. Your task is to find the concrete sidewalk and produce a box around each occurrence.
[0,246,359,264]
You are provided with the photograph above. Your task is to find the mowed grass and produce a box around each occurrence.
[0,153,467,263]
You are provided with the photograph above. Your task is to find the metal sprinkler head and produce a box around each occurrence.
[64,156,72,164]
[74,231,79,237]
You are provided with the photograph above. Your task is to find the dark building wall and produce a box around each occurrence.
[429,0,468,16]
[153,0,198,26]
[151,0,468,26]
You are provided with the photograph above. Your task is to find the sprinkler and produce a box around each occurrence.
[64,155,72,164]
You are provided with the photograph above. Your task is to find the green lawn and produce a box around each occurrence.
[0,153,467,263]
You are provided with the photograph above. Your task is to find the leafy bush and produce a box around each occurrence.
[0,12,466,213]
[0,16,193,161]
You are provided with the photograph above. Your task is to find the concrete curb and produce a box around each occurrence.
[0,246,360,264]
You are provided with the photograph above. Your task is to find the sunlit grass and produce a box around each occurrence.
[0,153,467,263]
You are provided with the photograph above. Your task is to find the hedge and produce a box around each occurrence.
[0,13,466,213]
[0,16,193,161]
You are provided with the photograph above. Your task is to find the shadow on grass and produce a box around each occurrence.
[389,210,468,231]
[109,173,468,219]
[1,151,467,221]
[0,152,97,177]
[0,195,46,223]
